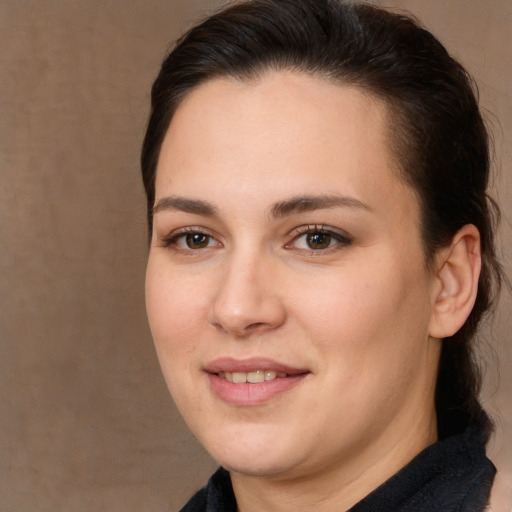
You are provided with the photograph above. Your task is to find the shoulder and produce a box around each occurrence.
[179,486,208,512]
[178,468,237,512]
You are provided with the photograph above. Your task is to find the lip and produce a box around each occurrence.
[205,357,310,406]
[205,357,308,375]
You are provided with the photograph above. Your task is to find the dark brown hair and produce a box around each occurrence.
[141,0,503,438]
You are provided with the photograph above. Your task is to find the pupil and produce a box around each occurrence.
[186,233,208,248]
[307,233,330,249]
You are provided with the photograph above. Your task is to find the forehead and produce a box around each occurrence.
[164,72,390,156]
[156,71,415,220]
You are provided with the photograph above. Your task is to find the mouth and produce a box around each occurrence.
[205,358,310,405]
[218,370,288,383]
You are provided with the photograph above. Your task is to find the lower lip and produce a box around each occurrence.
[207,373,308,405]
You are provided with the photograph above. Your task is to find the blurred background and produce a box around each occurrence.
[1,1,510,510]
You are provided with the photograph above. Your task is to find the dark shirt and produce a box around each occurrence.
[179,416,496,512]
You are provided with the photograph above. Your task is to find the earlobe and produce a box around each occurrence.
[428,224,481,339]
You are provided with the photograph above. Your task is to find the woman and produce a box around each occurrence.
[141,1,504,510]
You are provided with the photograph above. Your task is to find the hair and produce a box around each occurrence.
[141,0,503,439]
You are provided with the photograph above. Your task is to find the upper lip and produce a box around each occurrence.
[204,357,310,375]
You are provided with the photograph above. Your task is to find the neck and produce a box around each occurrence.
[230,408,438,512]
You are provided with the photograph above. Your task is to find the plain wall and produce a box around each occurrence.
[1,1,510,511]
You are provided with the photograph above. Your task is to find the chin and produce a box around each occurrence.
[217,454,300,479]
[197,425,306,478]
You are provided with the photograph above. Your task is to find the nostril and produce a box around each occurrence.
[208,317,277,337]
[246,322,266,331]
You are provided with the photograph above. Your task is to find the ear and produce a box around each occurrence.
[429,224,481,339]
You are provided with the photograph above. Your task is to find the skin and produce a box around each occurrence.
[146,71,456,511]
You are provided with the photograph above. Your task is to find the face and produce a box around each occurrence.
[146,71,441,483]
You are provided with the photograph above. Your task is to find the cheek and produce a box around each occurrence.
[145,260,207,370]
[290,269,392,340]
[291,258,431,365]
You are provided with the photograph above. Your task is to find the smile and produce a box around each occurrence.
[206,358,310,405]
[218,370,288,383]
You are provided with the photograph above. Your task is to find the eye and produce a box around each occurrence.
[287,225,352,252]
[302,232,333,250]
[162,228,221,251]
[181,233,212,249]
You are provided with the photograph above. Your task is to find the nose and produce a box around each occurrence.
[209,251,286,337]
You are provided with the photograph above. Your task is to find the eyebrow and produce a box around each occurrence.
[152,193,372,219]
[153,196,219,217]
[270,194,372,218]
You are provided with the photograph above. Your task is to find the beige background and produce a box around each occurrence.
[1,1,510,511]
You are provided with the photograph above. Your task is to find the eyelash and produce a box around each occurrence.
[159,224,353,254]
[286,224,353,253]
[160,227,221,252]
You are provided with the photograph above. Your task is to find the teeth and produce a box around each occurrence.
[219,370,287,383]
[265,370,277,381]
[232,372,247,383]
[247,370,265,383]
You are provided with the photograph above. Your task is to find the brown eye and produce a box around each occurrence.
[163,228,221,251]
[306,232,332,250]
[185,233,211,249]
[287,227,353,253]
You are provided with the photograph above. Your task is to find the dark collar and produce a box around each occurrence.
[349,414,495,511]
